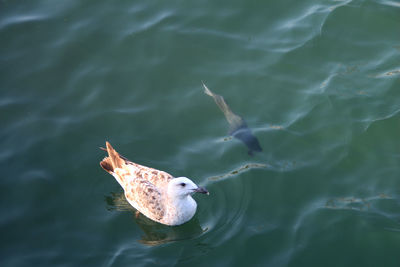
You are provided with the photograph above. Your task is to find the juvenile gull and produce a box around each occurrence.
[100,142,209,226]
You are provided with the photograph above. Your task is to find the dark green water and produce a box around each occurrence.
[1,0,400,266]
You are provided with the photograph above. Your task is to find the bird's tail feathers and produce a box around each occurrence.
[100,157,114,174]
[100,141,125,173]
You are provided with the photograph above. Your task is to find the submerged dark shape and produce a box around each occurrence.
[202,82,262,155]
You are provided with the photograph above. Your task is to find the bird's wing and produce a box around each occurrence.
[125,162,173,190]
[100,141,173,189]
[124,177,166,222]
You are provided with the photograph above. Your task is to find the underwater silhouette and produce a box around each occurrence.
[203,82,262,155]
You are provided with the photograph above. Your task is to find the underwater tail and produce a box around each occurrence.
[202,81,214,96]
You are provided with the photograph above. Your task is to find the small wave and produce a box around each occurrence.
[268,1,352,53]
[114,105,155,115]
[324,194,393,211]
[208,163,268,182]
[379,0,400,8]
[324,193,400,224]
[375,69,400,78]
[120,9,174,39]
[359,108,400,133]
[201,176,252,248]
[0,1,76,30]
[291,192,400,250]
[0,13,49,30]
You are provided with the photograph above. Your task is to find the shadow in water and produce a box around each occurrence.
[202,82,262,156]
[105,192,207,246]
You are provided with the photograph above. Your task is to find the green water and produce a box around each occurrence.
[1,0,400,266]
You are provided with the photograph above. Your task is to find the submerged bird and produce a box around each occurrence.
[100,141,209,226]
[202,82,262,155]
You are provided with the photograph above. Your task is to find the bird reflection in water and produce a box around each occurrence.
[105,192,207,246]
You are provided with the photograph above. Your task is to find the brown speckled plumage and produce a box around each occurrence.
[100,142,170,223]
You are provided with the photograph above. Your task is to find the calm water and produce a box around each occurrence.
[1,0,400,266]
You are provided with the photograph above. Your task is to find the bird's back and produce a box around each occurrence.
[125,162,173,192]
[100,142,172,223]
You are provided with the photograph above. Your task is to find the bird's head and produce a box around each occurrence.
[168,177,209,199]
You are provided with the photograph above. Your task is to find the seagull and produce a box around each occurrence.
[100,142,209,226]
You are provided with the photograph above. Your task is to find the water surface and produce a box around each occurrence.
[1,0,400,266]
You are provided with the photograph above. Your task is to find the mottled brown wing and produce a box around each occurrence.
[125,161,173,189]
[101,141,173,189]
[124,177,166,221]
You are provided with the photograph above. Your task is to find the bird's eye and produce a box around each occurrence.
[180,183,186,187]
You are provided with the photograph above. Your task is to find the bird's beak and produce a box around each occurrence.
[193,187,209,195]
